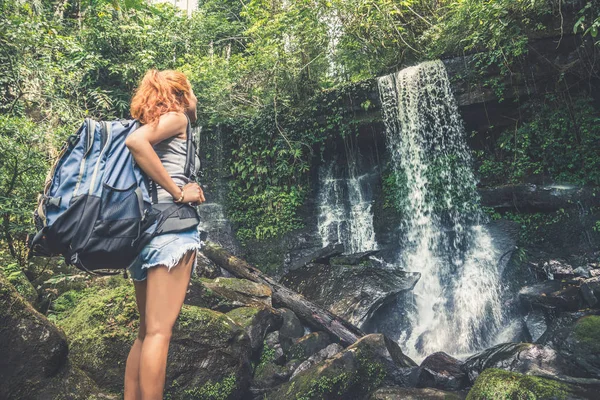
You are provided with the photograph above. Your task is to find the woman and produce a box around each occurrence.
[123,69,205,400]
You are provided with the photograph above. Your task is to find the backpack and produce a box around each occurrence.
[29,116,199,275]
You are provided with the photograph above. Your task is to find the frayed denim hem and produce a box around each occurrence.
[138,240,204,279]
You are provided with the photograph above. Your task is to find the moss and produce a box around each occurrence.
[466,369,571,400]
[201,277,270,296]
[177,305,236,337]
[254,340,277,377]
[573,315,600,353]
[53,283,138,376]
[1,264,37,304]
[268,346,387,399]
[182,373,237,400]
[226,306,260,328]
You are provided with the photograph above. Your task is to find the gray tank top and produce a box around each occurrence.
[153,136,199,203]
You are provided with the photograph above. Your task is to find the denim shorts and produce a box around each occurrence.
[128,227,202,282]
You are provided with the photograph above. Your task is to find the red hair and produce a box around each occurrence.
[130,69,193,125]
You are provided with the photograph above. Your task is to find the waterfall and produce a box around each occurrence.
[376,61,504,359]
[317,156,378,254]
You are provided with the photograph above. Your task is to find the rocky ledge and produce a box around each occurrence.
[2,243,600,399]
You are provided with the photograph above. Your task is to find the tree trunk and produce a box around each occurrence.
[201,242,364,346]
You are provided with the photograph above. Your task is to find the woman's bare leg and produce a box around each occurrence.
[124,279,147,400]
[138,251,195,400]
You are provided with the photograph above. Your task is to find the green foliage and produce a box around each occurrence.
[0,262,37,303]
[466,368,570,400]
[182,373,237,400]
[476,94,600,186]
[0,116,50,265]
[487,208,570,245]
[574,2,600,44]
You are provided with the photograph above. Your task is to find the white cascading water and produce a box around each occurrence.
[317,159,378,254]
[377,61,503,359]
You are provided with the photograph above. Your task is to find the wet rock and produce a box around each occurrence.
[573,266,591,278]
[523,309,548,342]
[287,242,345,271]
[370,386,464,400]
[267,334,417,400]
[200,277,272,308]
[286,331,332,362]
[519,281,582,312]
[478,184,599,213]
[281,261,420,329]
[226,306,282,356]
[416,352,468,391]
[466,368,589,400]
[290,343,344,379]
[463,342,581,384]
[329,250,380,266]
[543,259,575,280]
[580,282,598,307]
[538,313,600,379]
[53,283,252,398]
[278,308,305,352]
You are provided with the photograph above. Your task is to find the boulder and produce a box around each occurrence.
[0,273,108,399]
[290,343,344,379]
[267,334,417,399]
[416,352,468,391]
[466,368,594,400]
[226,306,282,355]
[53,282,253,398]
[287,242,345,271]
[281,262,420,329]
[463,342,582,384]
[278,308,305,352]
[286,331,332,362]
[370,386,464,400]
[200,277,272,308]
[519,281,582,312]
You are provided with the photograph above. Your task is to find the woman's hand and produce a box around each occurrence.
[178,182,205,205]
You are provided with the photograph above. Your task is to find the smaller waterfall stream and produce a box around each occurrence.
[317,155,378,254]
[377,61,505,359]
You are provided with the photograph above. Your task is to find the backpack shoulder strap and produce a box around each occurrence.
[183,113,196,180]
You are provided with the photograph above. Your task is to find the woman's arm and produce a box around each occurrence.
[125,111,204,203]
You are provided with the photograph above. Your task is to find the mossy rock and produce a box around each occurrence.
[226,306,282,356]
[0,272,109,399]
[200,277,272,308]
[53,282,139,392]
[466,369,573,400]
[267,334,416,400]
[1,264,37,305]
[573,315,600,354]
[54,280,252,398]
[370,386,464,399]
[286,332,332,362]
[186,276,241,312]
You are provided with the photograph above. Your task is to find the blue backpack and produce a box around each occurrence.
[29,117,198,274]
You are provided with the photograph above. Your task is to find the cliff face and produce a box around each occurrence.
[196,31,600,275]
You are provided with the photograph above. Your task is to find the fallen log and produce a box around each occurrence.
[202,242,364,346]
